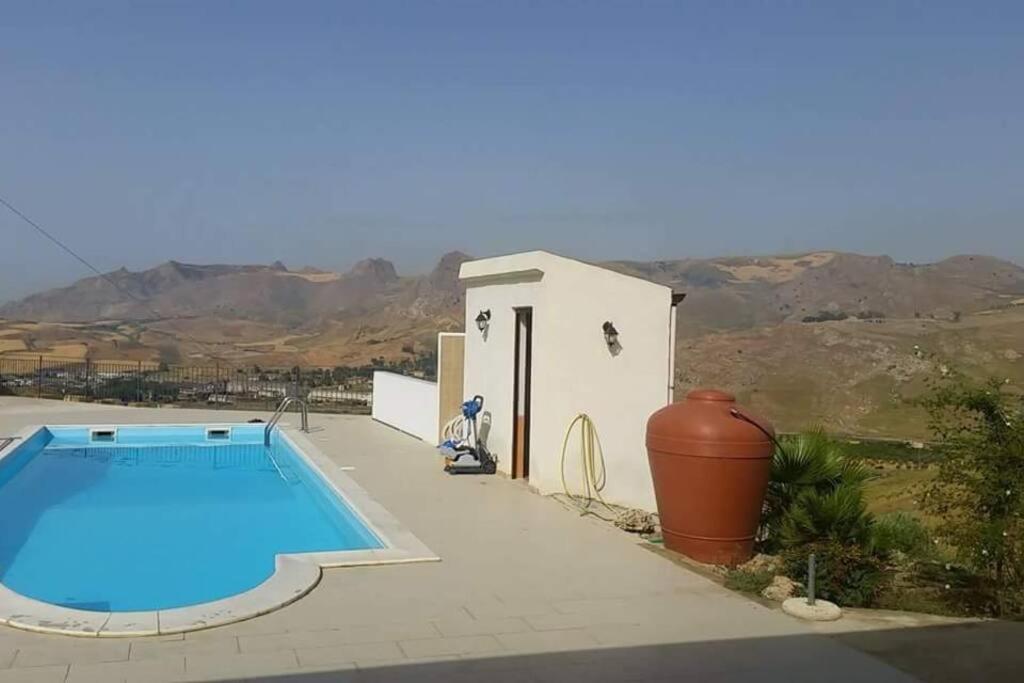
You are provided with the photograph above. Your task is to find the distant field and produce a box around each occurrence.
[48,343,89,359]
[678,307,1024,439]
[864,466,938,519]
[3,304,1021,440]
[841,438,941,524]
[842,439,942,464]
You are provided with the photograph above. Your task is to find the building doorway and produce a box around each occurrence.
[512,307,533,479]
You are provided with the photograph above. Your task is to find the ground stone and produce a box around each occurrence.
[762,576,799,602]
[736,553,781,575]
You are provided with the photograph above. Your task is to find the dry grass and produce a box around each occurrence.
[718,251,836,283]
[0,339,27,352]
[679,307,1024,439]
[48,343,90,359]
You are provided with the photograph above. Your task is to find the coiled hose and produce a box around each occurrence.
[560,413,617,522]
[559,414,658,533]
[440,414,465,444]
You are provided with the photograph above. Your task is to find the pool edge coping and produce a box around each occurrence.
[0,422,439,638]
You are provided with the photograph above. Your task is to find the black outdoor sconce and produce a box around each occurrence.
[602,321,619,349]
[475,309,491,334]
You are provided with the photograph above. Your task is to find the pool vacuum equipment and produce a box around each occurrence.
[441,395,496,475]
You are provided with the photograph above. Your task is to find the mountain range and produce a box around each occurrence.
[5,250,1023,330]
[2,250,1023,437]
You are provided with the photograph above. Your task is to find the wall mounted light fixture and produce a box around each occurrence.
[602,321,619,348]
[475,309,491,334]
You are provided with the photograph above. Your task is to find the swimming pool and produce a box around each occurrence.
[0,423,437,635]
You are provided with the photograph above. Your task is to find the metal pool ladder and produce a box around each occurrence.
[264,396,309,446]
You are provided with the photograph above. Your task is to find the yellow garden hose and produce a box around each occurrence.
[560,413,617,521]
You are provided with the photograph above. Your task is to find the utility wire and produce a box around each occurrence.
[0,193,147,296]
[0,194,226,361]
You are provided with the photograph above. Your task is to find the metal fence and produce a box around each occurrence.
[0,357,372,413]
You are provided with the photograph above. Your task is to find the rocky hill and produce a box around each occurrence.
[608,252,1024,334]
[0,251,475,366]
[2,249,1022,437]
[6,250,1022,331]
[0,257,406,325]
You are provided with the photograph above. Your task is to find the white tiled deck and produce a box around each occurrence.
[0,398,918,682]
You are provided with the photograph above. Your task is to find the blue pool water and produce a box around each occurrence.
[0,425,381,612]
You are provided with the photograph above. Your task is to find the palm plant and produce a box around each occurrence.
[780,484,874,548]
[759,429,890,606]
[761,428,873,550]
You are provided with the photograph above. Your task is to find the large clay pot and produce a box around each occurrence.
[646,389,774,566]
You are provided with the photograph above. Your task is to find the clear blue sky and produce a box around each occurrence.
[1,1,1022,299]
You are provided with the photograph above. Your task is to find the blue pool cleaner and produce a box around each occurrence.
[441,395,496,474]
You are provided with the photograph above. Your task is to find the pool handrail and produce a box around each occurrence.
[265,396,309,446]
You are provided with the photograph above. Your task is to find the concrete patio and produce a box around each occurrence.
[0,398,921,682]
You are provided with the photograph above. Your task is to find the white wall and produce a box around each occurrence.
[463,275,544,471]
[462,252,673,511]
[371,371,439,443]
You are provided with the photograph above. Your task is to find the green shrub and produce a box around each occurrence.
[783,541,886,607]
[872,512,933,560]
[920,375,1024,617]
[801,310,849,323]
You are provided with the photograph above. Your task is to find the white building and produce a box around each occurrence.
[459,251,681,512]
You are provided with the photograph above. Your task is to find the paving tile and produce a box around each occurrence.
[140,634,185,643]
[551,593,742,626]
[431,615,532,637]
[398,634,503,659]
[0,666,69,683]
[463,597,555,620]
[130,636,239,661]
[551,597,638,616]
[0,633,45,649]
[496,629,600,654]
[13,640,130,667]
[66,656,186,683]
[239,621,437,653]
[525,610,644,631]
[238,630,331,654]
[184,650,298,679]
[276,602,467,629]
[295,641,403,669]
[182,616,288,640]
